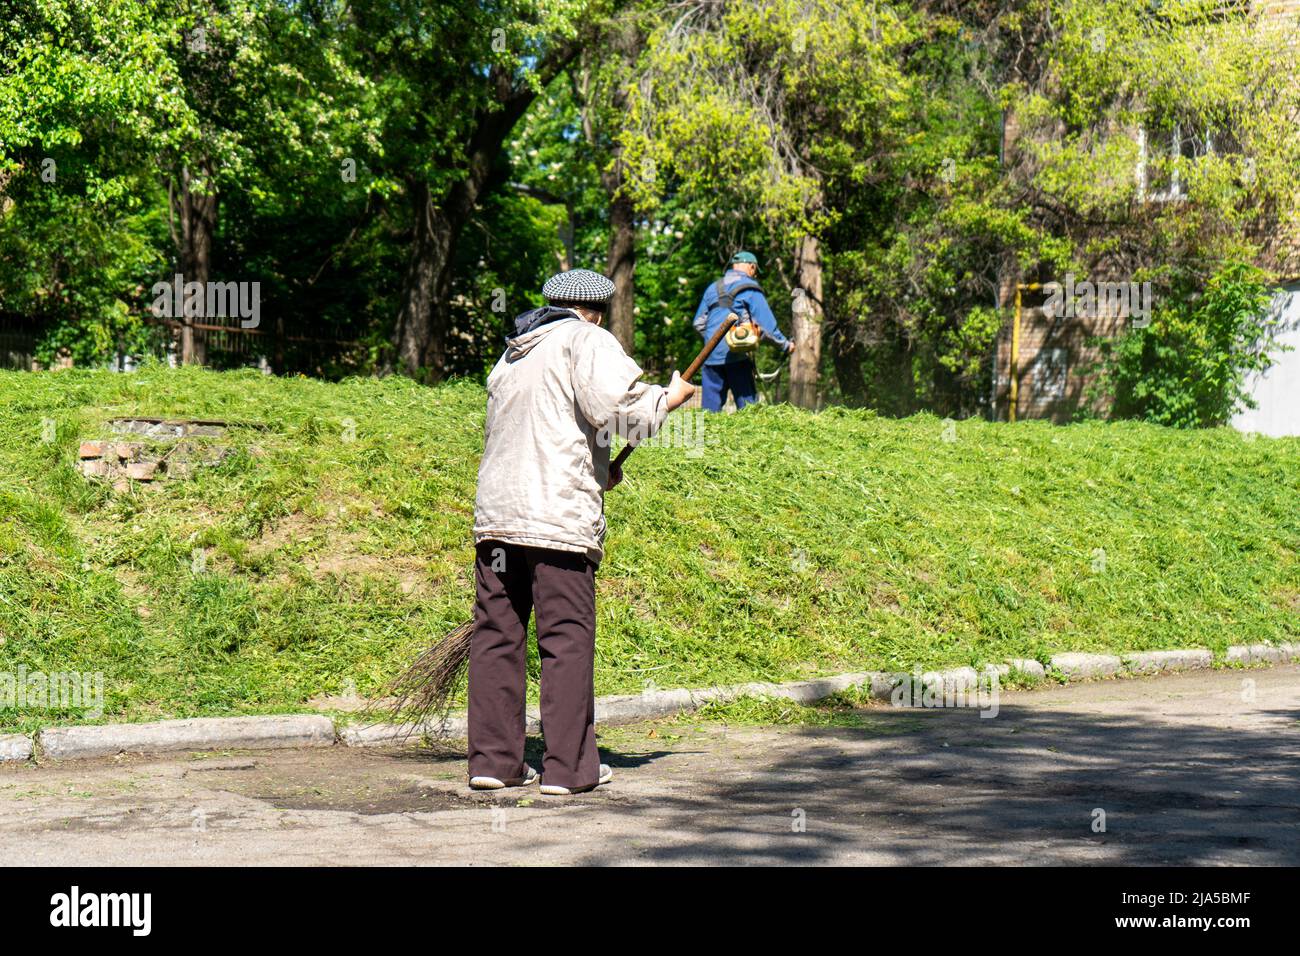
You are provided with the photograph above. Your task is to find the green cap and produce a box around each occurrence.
[730,250,759,270]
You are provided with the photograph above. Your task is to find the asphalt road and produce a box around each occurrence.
[2,666,1298,865]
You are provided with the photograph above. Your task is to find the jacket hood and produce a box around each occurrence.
[505,306,580,358]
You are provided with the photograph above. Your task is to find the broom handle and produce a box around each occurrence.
[612,314,737,469]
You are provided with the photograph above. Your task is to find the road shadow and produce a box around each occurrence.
[558,697,1300,865]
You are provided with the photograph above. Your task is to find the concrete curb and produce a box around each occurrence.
[36,715,335,761]
[340,714,470,747]
[6,643,1297,761]
[1226,643,1300,665]
[1121,649,1215,675]
[1049,652,1123,680]
[0,734,33,762]
[341,664,1039,748]
[1047,643,1300,681]
[339,644,1298,747]
[1007,659,1049,679]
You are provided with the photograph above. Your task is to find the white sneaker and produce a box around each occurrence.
[540,764,612,796]
[469,764,539,790]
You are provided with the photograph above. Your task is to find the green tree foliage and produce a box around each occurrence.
[0,0,378,366]
[1088,262,1283,428]
[616,2,1044,412]
[0,0,181,363]
[1,0,1296,425]
[356,0,605,378]
[615,0,1299,416]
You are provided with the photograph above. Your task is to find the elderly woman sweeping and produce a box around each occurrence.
[468,269,695,795]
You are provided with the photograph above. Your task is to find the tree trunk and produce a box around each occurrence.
[605,190,636,353]
[393,50,579,380]
[392,126,534,381]
[598,72,637,355]
[177,162,216,366]
[580,25,642,356]
[393,179,453,380]
[790,235,824,409]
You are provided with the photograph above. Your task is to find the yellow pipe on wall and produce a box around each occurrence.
[1010,286,1021,423]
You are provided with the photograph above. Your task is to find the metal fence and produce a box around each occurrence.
[0,314,369,378]
[0,312,42,370]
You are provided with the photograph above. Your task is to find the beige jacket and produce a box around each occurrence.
[473,315,667,563]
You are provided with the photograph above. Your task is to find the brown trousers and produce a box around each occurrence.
[467,541,600,791]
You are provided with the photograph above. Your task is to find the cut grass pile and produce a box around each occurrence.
[1,364,1297,731]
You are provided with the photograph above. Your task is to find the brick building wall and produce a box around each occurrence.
[992,288,1131,423]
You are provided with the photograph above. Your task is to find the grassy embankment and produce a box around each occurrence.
[1,365,1296,732]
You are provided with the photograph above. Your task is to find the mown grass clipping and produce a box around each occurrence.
[1,365,1297,731]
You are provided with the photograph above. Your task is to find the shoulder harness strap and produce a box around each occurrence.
[716,278,764,313]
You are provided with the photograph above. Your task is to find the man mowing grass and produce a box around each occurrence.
[469,269,695,795]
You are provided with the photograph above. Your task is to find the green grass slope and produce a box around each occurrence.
[1,365,1297,731]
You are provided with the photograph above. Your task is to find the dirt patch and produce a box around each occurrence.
[242,781,563,815]
[46,809,241,834]
[251,510,322,555]
[308,550,434,597]
[5,746,516,817]
[249,515,441,597]
[871,582,904,613]
[170,740,658,814]
[163,745,555,815]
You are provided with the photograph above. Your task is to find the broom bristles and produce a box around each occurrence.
[365,618,474,735]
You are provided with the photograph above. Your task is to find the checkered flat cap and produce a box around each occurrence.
[542,269,615,306]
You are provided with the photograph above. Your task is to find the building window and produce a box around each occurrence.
[1137,119,1221,202]
[1033,347,1069,400]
